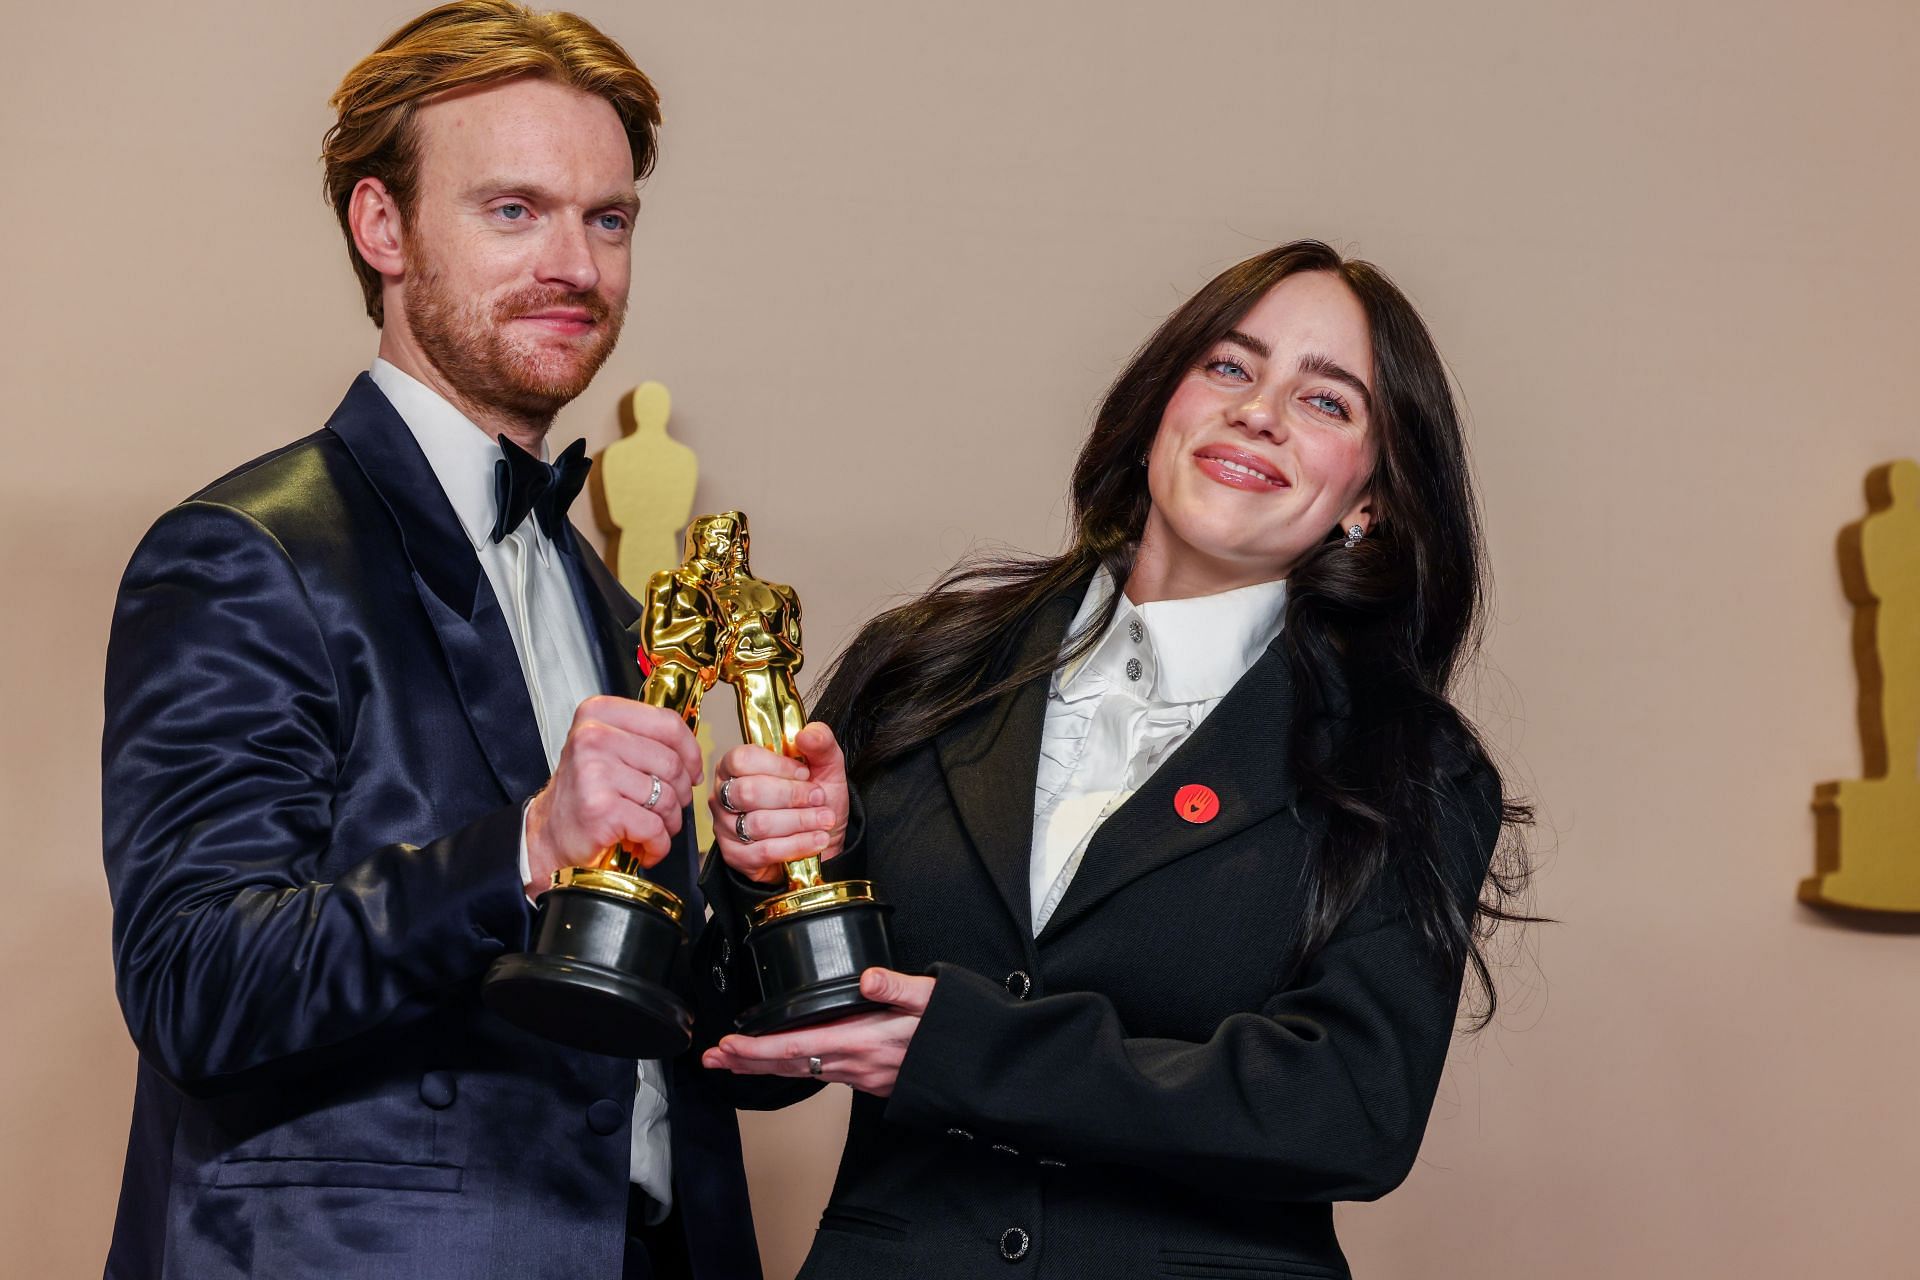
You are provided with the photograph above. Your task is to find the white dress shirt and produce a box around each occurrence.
[368,359,674,1216]
[1029,569,1289,935]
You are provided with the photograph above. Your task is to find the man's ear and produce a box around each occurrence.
[347,177,406,278]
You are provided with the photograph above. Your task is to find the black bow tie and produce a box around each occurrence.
[491,435,590,544]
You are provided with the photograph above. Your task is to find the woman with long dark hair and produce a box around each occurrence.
[698,240,1530,1279]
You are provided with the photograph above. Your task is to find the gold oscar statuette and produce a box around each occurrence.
[1800,459,1920,914]
[643,512,896,1033]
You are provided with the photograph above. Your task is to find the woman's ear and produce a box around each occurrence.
[1338,492,1376,538]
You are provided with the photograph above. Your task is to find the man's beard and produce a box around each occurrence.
[405,253,625,430]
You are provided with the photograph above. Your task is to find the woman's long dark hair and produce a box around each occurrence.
[813,240,1533,1027]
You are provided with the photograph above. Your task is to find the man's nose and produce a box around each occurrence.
[534,218,599,293]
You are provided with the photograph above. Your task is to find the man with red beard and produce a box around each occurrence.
[99,5,759,1278]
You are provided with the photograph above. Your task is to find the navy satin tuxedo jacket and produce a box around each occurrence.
[101,376,758,1280]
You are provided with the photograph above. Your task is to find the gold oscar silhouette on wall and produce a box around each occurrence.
[597,381,719,851]
[1800,458,1920,914]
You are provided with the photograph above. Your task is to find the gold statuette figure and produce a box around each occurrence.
[640,511,894,1031]
[1801,458,1920,914]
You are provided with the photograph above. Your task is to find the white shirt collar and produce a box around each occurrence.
[1057,567,1287,705]
[369,357,548,553]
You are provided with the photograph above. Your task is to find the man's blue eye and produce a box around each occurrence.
[498,204,527,220]
[597,213,627,231]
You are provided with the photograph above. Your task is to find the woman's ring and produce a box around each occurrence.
[807,1056,823,1078]
[643,776,663,811]
[735,812,754,845]
[719,777,741,813]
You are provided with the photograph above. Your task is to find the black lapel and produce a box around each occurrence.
[933,586,1088,932]
[324,374,549,802]
[558,521,644,700]
[1036,637,1301,945]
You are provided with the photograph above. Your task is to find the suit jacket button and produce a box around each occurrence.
[946,1126,975,1142]
[1004,970,1032,999]
[711,963,730,992]
[418,1071,456,1110]
[718,936,733,965]
[999,1226,1030,1262]
[587,1099,626,1135]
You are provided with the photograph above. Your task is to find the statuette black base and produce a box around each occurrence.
[738,898,895,1034]
[483,882,691,1059]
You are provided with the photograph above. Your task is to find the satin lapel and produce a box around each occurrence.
[933,588,1086,932]
[1036,638,1300,946]
[557,524,700,917]
[324,374,548,802]
[557,522,643,700]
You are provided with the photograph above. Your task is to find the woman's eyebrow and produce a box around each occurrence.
[1221,329,1271,358]
[1297,352,1374,414]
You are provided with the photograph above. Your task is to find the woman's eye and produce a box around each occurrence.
[1205,358,1250,381]
[1306,393,1351,420]
[496,203,529,221]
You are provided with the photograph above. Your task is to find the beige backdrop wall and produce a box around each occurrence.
[3,1,1916,1276]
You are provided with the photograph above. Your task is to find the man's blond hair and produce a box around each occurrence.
[322,0,661,326]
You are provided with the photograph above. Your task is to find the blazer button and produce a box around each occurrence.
[586,1099,626,1136]
[711,963,730,992]
[999,1226,1030,1262]
[946,1126,975,1143]
[718,936,733,965]
[418,1071,456,1110]
[990,1142,1021,1159]
[1004,970,1032,999]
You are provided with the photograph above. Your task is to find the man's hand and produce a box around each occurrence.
[709,721,850,884]
[701,968,933,1097]
[523,696,704,897]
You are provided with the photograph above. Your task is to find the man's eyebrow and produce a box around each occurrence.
[466,179,640,215]
[1297,352,1374,414]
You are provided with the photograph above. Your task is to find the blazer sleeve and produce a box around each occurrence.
[883,766,1504,1204]
[102,501,532,1093]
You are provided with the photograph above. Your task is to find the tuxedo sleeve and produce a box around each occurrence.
[883,766,1504,1204]
[102,501,532,1092]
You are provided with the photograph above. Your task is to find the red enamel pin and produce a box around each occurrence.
[1174,784,1220,824]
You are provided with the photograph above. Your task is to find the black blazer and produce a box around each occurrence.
[102,376,758,1280]
[703,582,1500,1280]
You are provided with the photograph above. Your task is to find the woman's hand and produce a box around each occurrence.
[710,721,850,883]
[701,968,933,1097]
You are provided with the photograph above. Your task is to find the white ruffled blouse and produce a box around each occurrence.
[1028,569,1289,934]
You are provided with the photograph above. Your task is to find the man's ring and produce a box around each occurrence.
[735,812,754,844]
[644,776,664,811]
[719,777,741,813]
[807,1056,823,1078]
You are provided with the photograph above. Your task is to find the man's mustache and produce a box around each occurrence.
[494,287,613,324]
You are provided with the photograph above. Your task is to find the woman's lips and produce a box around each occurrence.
[1192,447,1287,490]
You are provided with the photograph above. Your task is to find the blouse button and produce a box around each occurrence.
[1128,618,1144,643]
[1124,657,1143,682]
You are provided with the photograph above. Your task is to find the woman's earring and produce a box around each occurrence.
[1343,524,1365,549]
[1140,452,1149,466]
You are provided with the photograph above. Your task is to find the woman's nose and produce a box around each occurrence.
[1230,390,1279,438]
